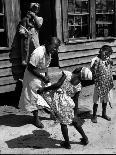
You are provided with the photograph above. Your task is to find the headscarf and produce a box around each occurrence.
[81,67,92,80]
[29,3,40,10]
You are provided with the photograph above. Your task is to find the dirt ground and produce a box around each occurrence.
[0,76,116,154]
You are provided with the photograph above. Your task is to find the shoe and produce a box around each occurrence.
[80,137,89,145]
[91,116,97,123]
[102,115,111,121]
[60,141,71,149]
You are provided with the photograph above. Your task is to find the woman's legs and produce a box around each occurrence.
[72,121,89,145]
[60,123,71,149]
[32,110,44,128]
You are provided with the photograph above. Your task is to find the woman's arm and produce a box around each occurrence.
[37,71,66,93]
[27,63,50,83]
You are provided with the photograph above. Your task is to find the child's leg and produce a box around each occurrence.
[91,87,99,123]
[102,102,111,121]
[32,110,44,128]
[72,121,88,145]
[91,103,98,123]
[73,91,80,116]
[60,123,71,149]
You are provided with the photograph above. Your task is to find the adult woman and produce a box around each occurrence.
[37,67,92,149]
[19,3,43,67]
[19,37,61,128]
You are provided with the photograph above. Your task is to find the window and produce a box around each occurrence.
[68,0,89,39]
[0,0,7,47]
[96,0,115,37]
[62,0,116,43]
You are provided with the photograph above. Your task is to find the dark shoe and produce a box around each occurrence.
[91,116,97,123]
[34,119,44,128]
[102,115,111,121]
[60,141,71,149]
[80,137,89,145]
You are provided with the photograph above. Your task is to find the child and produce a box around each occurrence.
[90,45,114,123]
[37,67,92,149]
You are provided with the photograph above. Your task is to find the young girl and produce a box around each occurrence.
[90,45,114,123]
[37,67,92,149]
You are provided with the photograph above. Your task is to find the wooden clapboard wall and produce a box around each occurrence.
[0,0,21,93]
[58,40,116,73]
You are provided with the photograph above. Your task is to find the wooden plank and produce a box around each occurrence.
[0,68,12,77]
[59,40,116,52]
[59,49,116,61]
[4,0,21,47]
[59,54,116,68]
[0,52,21,60]
[90,0,96,39]
[0,76,16,86]
[0,84,16,93]
[55,0,63,42]
[59,55,94,67]
[0,65,24,77]
[61,0,68,43]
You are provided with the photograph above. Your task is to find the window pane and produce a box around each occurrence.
[96,0,114,37]
[68,0,89,39]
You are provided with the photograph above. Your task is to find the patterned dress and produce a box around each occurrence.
[91,56,114,102]
[42,71,82,125]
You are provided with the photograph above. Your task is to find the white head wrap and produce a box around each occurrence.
[81,67,92,80]
[30,3,40,10]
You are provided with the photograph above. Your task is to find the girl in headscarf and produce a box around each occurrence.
[37,67,92,149]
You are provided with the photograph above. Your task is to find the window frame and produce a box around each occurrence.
[62,0,116,44]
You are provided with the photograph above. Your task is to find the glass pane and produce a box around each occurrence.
[68,0,75,13]
[68,0,89,39]
[96,0,114,37]
[96,0,114,13]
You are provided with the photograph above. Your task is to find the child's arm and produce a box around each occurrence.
[37,71,66,94]
[108,58,113,66]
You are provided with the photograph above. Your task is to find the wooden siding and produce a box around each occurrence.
[4,0,21,47]
[58,40,116,73]
[0,48,17,93]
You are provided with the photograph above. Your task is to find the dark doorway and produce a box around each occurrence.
[20,0,59,67]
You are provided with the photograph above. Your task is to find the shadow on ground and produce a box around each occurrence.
[6,130,83,149]
[0,114,51,127]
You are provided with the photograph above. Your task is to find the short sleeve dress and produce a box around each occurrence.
[91,56,114,103]
[42,71,82,125]
[19,45,51,112]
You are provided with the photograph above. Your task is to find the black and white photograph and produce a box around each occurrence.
[0,0,116,154]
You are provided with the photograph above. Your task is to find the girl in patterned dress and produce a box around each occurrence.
[37,67,92,149]
[90,45,114,123]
